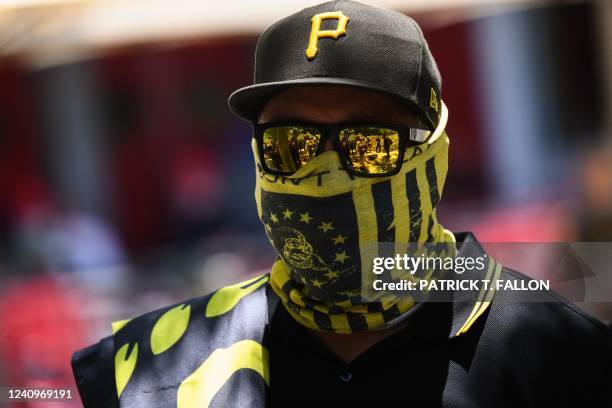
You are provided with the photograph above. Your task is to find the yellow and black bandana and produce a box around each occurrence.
[256,104,455,334]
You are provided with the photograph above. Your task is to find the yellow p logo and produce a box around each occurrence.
[306,11,350,60]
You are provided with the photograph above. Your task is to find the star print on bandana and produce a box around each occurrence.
[259,190,361,303]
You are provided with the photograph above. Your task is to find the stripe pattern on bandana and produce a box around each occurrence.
[255,114,455,334]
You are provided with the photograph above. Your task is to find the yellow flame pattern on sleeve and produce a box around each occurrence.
[115,342,138,398]
[150,304,191,355]
[205,275,269,318]
[113,276,270,402]
[111,318,132,335]
[177,340,270,408]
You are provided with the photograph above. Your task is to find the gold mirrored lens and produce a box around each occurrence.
[339,128,400,175]
[262,126,322,173]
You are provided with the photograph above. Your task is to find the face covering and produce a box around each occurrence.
[254,105,455,334]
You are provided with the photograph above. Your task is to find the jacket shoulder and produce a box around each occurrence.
[484,267,611,394]
[498,267,611,338]
[72,274,270,406]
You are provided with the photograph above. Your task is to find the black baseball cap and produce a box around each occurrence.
[228,0,442,129]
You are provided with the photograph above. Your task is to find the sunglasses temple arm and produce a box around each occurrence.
[427,101,448,145]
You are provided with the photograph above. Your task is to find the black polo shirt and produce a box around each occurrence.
[269,297,459,407]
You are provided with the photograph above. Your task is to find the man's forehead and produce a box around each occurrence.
[258,86,419,125]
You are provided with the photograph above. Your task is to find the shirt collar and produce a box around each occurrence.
[446,232,502,338]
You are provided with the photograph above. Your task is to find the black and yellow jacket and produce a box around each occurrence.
[72,273,272,407]
[72,233,612,407]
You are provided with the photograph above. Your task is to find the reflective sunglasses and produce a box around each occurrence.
[253,122,431,177]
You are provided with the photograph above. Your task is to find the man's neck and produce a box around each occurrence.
[307,320,409,363]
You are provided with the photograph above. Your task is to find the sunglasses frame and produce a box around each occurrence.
[253,121,431,178]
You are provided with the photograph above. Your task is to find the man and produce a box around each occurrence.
[72,1,611,407]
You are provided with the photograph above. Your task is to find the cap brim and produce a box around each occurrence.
[228,77,422,123]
